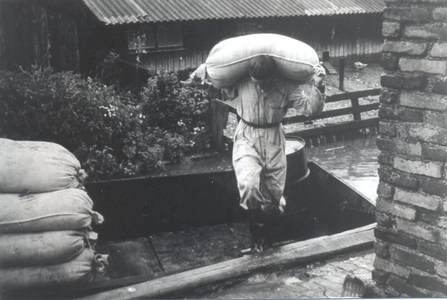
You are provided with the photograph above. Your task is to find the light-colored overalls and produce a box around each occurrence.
[226,76,326,216]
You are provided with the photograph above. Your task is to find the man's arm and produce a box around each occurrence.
[288,65,326,117]
[195,82,237,100]
[189,63,238,100]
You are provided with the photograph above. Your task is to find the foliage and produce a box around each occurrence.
[0,66,210,181]
[141,70,211,160]
[96,50,122,89]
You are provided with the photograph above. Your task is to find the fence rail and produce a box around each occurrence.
[210,88,381,151]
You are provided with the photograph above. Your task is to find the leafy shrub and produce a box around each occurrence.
[96,50,123,89]
[0,66,210,181]
[141,70,211,161]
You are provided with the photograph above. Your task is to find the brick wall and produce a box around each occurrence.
[373,0,447,297]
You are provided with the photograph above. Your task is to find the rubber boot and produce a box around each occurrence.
[248,211,265,253]
[263,219,275,250]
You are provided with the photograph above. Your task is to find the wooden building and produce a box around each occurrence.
[0,0,85,72]
[81,0,385,77]
[0,0,385,76]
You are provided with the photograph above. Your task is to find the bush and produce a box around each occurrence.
[141,70,210,159]
[0,66,210,181]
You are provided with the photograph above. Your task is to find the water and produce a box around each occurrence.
[306,136,379,203]
[147,136,380,203]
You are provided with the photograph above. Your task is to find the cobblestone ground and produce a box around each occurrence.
[305,250,375,298]
[185,249,375,299]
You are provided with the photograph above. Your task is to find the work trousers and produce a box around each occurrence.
[232,120,287,216]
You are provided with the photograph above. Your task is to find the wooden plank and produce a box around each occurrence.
[220,92,379,124]
[191,50,197,69]
[339,58,345,91]
[162,52,168,72]
[149,54,156,71]
[355,24,360,62]
[326,88,380,102]
[209,99,230,151]
[361,23,366,62]
[81,223,376,300]
[184,51,192,69]
[196,49,202,66]
[322,61,338,75]
[346,26,352,61]
[334,20,340,58]
[201,48,208,64]
[179,51,186,70]
[286,118,379,139]
[282,103,380,125]
[344,36,349,61]
[170,51,176,72]
[351,97,361,121]
[32,263,199,298]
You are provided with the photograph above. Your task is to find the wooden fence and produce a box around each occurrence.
[209,88,381,151]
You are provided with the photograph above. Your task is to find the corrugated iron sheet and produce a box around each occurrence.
[83,0,385,25]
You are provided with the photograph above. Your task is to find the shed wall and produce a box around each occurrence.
[124,14,383,74]
[0,0,80,72]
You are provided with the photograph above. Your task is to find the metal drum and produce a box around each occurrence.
[285,137,309,185]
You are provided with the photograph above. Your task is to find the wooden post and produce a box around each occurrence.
[351,97,361,121]
[209,99,229,152]
[339,58,345,91]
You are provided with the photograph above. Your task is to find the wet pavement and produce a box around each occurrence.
[183,249,375,299]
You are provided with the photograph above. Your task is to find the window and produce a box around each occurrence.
[128,24,156,50]
[128,23,183,51]
[157,23,183,48]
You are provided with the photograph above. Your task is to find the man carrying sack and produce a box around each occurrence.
[227,56,326,252]
[191,34,326,253]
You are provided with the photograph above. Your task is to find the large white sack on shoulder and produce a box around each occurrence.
[0,188,103,233]
[0,247,104,290]
[205,33,319,89]
[0,230,86,268]
[0,138,87,193]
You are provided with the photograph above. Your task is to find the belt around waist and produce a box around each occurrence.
[241,118,281,129]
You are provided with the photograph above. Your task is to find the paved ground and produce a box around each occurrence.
[180,248,375,299]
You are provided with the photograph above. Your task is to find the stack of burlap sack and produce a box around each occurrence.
[0,138,106,291]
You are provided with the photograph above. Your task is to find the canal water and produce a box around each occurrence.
[151,135,380,203]
[306,136,379,203]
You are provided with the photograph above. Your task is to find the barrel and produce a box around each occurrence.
[285,137,309,185]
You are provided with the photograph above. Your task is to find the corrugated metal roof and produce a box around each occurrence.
[83,0,385,25]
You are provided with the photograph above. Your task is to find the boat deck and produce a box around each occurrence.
[88,136,379,298]
[5,136,379,299]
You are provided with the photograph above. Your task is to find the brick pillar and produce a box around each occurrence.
[373,0,447,297]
